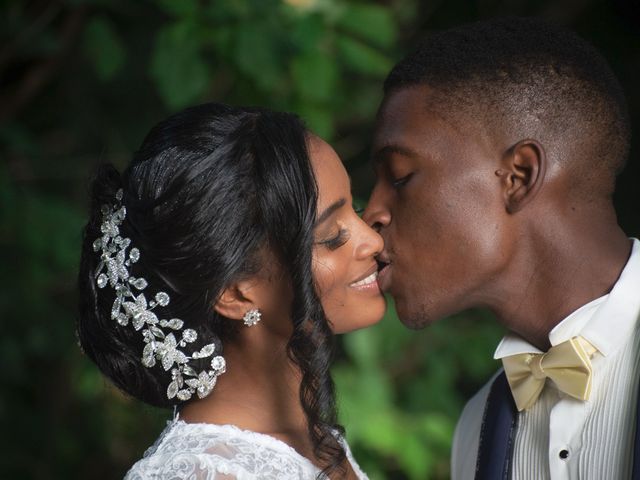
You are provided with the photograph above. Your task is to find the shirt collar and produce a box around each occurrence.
[494,238,640,360]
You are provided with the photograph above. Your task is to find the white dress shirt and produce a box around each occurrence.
[452,238,640,480]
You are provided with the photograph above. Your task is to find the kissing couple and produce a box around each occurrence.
[77,17,638,480]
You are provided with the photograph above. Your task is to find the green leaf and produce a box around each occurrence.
[336,3,396,48]
[291,52,338,101]
[343,327,379,367]
[234,23,283,90]
[335,366,393,427]
[290,13,325,52]
[205,0,252,20]
[421,413,455,447]
[295,102,334,139]
[73,361,106,400]
[150,22,211,109]
[396,431,433,479]
[155,0,199,17]
[203,26,234,56]
[83,16,126,81]
[336,35,392,77]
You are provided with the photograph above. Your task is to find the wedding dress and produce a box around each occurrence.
[124,416,369,479]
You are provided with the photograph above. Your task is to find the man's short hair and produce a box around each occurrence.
[384,17,630,195]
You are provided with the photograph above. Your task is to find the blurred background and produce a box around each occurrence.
[1,1,638,478]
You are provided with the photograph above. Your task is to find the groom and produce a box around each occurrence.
[364,17,638,479]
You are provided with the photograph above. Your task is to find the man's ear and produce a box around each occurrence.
[214,280,259,322]
[496,139,547,213]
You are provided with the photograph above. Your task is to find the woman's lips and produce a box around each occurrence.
[349,267,381,292]
[350,270,377,287]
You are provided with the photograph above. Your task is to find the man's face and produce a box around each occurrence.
[364,85,513,328]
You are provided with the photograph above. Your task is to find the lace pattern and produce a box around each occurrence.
[124,418,369,480]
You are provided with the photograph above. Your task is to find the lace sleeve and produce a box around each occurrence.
[123,428,316,479]
[123,420,366,479]
[124,451,246,480]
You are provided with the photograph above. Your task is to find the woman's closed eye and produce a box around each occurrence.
[318,228,350,250]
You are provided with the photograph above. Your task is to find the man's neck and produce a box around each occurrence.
[492,224,631,350]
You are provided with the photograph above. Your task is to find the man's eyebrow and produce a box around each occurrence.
[371,144,420,164]
[316,198,347,225]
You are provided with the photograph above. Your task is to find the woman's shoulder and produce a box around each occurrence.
[123,419,321,480]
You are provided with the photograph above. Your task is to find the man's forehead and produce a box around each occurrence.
[374,85,492,156]
[377,85,431,123]
[374,88,450,152]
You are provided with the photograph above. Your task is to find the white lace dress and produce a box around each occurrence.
[124,418,369,479]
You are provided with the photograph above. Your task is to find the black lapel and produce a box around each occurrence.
[475,372,518,480]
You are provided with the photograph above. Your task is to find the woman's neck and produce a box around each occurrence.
[178,323,358,479]
[178,328,311,451]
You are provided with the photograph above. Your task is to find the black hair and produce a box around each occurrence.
[77,103,345,477]
[384,16,631,195]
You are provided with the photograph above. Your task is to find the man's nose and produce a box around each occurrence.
[362,189,391,232]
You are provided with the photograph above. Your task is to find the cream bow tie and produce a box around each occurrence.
[502,336,598,411]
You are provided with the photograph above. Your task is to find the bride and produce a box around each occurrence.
[76,103,386,479]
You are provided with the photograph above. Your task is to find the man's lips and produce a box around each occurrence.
[376,253,392,291]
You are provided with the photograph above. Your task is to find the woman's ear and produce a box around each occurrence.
[214,279,260,322]
[496,139,547,213]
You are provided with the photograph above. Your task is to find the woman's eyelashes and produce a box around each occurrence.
[318,228,350,250]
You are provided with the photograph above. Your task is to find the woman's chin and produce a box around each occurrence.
[330,295,387,334]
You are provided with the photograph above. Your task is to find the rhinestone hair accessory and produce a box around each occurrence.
[93,188,226,402]
[242,309,261,327]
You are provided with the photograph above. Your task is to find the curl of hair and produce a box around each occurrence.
[77,103,345,477]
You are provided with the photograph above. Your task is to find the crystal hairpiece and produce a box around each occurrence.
[93,189,226,402]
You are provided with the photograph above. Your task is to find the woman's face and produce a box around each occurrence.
[309,136,386,334]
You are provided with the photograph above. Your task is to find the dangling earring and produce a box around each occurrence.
[243,308,261,327]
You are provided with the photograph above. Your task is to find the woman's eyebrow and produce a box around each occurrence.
[316,198,347,225]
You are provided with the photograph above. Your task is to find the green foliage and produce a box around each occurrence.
[336,4,397,48]
[336,35,393,76]
[83,16,126,81]
[3,0,636,479]
[135,0,398,139]
[291,53,338,102]
[334,302,502,479]
[151,22,211,109]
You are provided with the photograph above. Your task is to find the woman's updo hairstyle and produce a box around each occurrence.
[77,103,345,475]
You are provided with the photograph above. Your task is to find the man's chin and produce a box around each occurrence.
[394,300,435,330]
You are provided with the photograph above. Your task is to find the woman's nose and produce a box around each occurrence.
[355,220,384,259]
